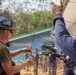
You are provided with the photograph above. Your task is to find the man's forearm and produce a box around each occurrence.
[42,52,49,56]
[10,49,23,57]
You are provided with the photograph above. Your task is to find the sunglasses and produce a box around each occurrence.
[8,30,13,33]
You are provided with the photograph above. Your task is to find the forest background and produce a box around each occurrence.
[0,0,54,37]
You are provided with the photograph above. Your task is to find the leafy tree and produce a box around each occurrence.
[0,0,9,16]
[10,10,54,36]
[0,0,54,36]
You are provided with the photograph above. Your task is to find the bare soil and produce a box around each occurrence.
[20,60,64,75]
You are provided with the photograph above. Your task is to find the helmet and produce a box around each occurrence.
[0,16,14,31]
[39,52,43,55]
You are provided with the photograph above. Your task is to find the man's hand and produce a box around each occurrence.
[22,47,32,53]
[60,56,65,60]
[50,0,64,15]
[25,58,34,66]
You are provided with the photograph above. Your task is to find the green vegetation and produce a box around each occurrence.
[0,0,54,37]
[11,10,54,36]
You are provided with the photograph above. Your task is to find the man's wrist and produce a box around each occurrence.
[21,49,24,53]
[55,11,62,15]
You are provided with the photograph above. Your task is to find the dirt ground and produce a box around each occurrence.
[20,60,64,75]
[20,68,63,75]
[20,60,76,75]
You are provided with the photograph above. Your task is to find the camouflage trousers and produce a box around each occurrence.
[33,62,38,75]
[49,66,56,75]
